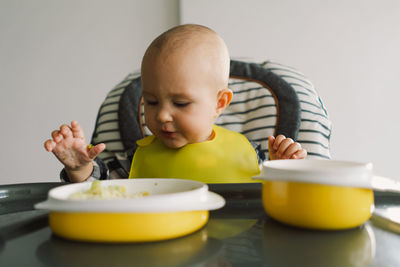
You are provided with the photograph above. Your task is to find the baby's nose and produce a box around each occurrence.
[157,106,173,122]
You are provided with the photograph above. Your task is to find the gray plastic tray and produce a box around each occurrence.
[0,182,399,267]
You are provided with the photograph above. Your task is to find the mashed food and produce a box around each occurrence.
[69,180,149,200]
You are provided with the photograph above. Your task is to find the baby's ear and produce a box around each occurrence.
[216,88,233,116]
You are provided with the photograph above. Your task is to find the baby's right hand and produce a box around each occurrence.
[44,121,105,177]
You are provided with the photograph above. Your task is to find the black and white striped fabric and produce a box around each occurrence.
[259,61,331,159]
[92,60,331,169]
[91,72,141,164]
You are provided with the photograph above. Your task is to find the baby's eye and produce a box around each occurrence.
[145,100,158,106]
[173,102,190,107]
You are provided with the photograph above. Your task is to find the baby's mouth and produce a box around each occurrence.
[161,130,176,139]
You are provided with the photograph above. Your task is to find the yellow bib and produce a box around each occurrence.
[129,125,260,183]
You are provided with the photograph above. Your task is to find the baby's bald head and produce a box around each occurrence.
[140,25,233,147]
[142,24,230,90]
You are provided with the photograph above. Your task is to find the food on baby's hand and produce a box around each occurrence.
[69,180,149,200]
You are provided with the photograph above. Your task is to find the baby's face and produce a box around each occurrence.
[142,50,220,149]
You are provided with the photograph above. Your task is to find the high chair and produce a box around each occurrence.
[88,60,332,179]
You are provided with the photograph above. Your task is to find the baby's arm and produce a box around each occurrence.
[268,135,307,160]
[44,120,106,182]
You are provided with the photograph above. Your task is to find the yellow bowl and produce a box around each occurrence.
[262,181,374,230]
[255,160,375,230]
[35,179,225,242]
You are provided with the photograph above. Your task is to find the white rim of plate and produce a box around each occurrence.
[35,178,226,213]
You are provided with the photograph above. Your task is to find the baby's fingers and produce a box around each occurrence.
[273,134,286,150]
[268,136,275,150]
[51,130,63,143]
[268,136,277,159]
[60,124,73,140]
[292,148,307,159]
[282,142,301,159]
[87,143,106,160]
[275,137,294,158]
[71,120,85,140]
[44,139,56,152]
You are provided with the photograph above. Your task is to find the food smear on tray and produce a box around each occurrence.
[68,180,149,200]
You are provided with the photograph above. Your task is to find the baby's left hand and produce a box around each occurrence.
[268,135,307,160]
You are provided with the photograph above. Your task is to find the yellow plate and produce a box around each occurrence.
[35,179,225,242]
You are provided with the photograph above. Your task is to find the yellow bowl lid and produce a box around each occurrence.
[254,159,373,188]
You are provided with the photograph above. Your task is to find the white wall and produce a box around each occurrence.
[2,0,399,185]
[181,0,400,180]
[0,0,179,184]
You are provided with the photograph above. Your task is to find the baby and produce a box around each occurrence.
[44,24,307,183]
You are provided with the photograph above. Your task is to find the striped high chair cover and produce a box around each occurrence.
[90,60,331,179]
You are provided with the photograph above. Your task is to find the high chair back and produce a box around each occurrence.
[91,60,331,174]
